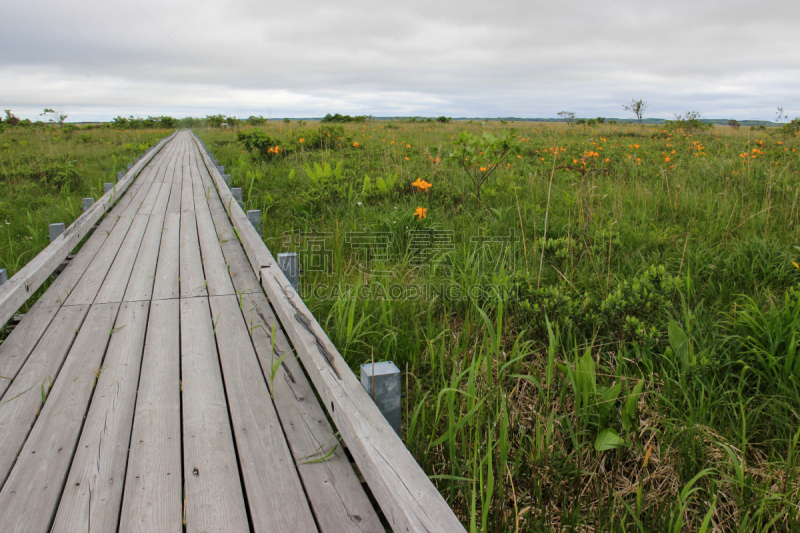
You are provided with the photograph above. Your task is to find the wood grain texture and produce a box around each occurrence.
[151,212,181,301]
[179,209,207,298]
[33,206,121,308]
[0,132,175,326]
[119,298,182,533]
[240,290,384,533]
[190,133,274,278]
[260,267,466,532]
[123,172,175,302]
[0,302,119,533]
[52,301,149,533]
[0,304,90,490]
[0,305,58,399]
[94,214,150,304]
[209,294,317,533]
[190,149,233,297]
[203,181,382,532]
[180,296,249,533]
[64,154,165,306]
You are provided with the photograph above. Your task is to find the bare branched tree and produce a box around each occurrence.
[622,99,648,126]
[558,111,576,126]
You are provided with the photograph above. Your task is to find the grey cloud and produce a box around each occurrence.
[1,0,798,121]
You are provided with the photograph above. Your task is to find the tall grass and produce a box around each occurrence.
[0,125,171,319]
[168,122,800,529]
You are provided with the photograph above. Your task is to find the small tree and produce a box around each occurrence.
[4,110,20,126]
[206,114,227,128]
[727,119,740,129]
[558,111,576,125]
[776,107,788,124]
[40,108,67,125]
[622,99,648,126]
[781,118,800,138]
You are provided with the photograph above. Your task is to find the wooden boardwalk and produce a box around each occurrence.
[0,131,465,533]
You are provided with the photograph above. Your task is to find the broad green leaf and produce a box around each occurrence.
[594,428,625,451]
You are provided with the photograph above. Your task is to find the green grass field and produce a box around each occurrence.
[198,119,800,532]
[2,118,799,531]
[0,125,170,307]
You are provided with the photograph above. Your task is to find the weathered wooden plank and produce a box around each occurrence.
[240,290,384,533]
[0,302,119,533]
[0,132,175,326]
[209,294,317,532]
[180,140,195,214]
[196,143,383,532]
[179,213,207,301]
[195,208,233,296]
[123,172,175,302]
[0,306,58,399]
[0,304,89,489]
[181,296,249,533]
[260,266,466,532]
[178,137,207,299]
[95,137,174,303]
[52,300,149,533]
[94,214,151,304]
[189,150,233,297]
[31,144,169,310]
[63,156,166,306]
[190,133,275,278]
[33,200,126,308]
[119,298,182,533]
[152,212,181,301]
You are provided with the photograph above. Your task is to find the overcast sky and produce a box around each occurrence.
[1,0,798,122]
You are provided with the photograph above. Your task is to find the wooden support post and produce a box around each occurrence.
[247,210,261,236]
[49,223,65,242]
[361,361,402,436]
[276,253,299,291]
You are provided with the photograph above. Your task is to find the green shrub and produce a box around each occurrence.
[237,130,281,159]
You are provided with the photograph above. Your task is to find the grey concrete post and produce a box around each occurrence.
[217,165,225,174]
[360,361,402,437]
[127,163,133,170]
[223,174,231,186]
[104,183,114,194]
[49,223,66,242]
[247,210,262,235]
[231,188,243,203]
[82,198,94,211]
[0,269,7,286]
[117,171,124,181]
[277,252,299,291]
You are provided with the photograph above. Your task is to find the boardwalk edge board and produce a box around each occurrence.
[0,131,178,326]
[189,131,467,533]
